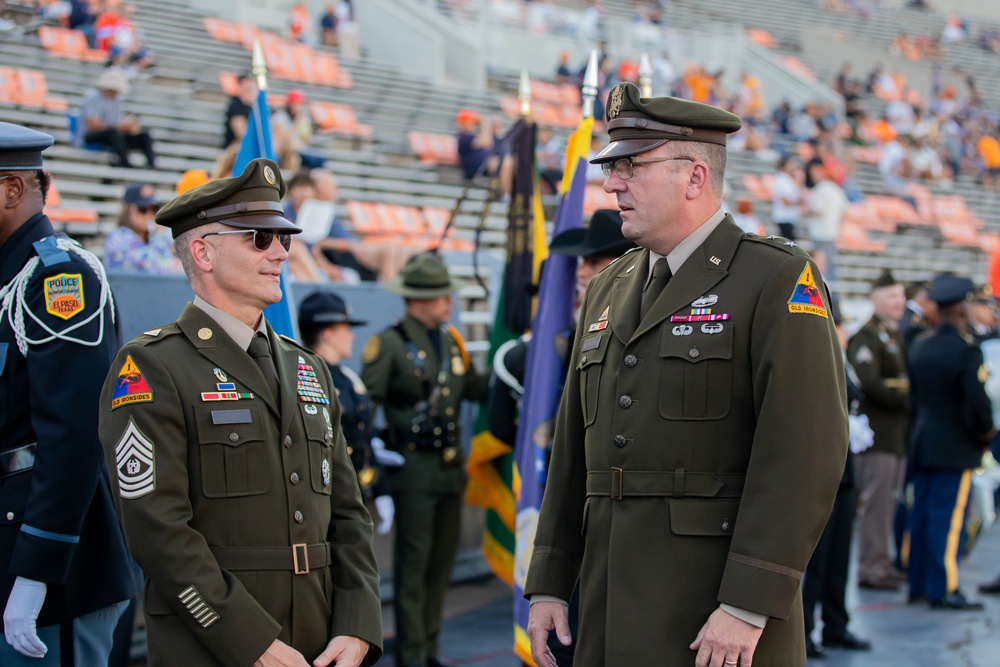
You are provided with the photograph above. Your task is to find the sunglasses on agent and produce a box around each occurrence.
[200,228,292,252]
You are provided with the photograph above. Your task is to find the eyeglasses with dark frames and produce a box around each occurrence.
[200,228,292,252]
[601,155,696,181]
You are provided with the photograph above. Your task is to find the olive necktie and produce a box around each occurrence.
[641,257,672,320]
[247,333,280,401]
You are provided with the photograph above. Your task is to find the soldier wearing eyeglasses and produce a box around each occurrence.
[525,83,847,667]
[98,158,382,667]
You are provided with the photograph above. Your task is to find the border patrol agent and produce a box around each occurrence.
[98,158,382,666]
[361,252,489,667]
[525,83,847,667]
[0,122,135,664]
[907,274,995,610]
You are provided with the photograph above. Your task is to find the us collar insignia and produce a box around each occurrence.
[608,84,624,119]
[787,264,828,318]
[43,272,84,320]
[201,383,254,401]
[111,354,153,410]
[297,362,330,404]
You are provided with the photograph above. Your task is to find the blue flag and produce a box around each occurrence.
[233,88,298,338]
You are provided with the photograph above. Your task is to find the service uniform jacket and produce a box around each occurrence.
[0,212,135,627]
[899,304,930,346]
[847,316,910,456]
[909,323,996,472]
[362,314,489,495]
[524,219,847,667]
[327,362,385,500]
[98,303,382,667]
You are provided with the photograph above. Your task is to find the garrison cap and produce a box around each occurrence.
[155,158,301,238]
[298,291,368,327]
[550,209,636,258]
[927,273,974,307]
[591,82,742,163]
[870,269,898,291]
[0,122,53,171]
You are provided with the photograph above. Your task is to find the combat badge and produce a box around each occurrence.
[115,418,155,499]
[787,264,829,318]
[214,368,228,382]
[43,273,84,320]
[111,354,154,409]
[362,335,381,363]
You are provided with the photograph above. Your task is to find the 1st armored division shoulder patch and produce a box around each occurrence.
[111,354,154,409]
[787,264,828,318]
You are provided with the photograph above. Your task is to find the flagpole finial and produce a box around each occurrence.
[252,39,268,92]
[639,53,653,98]
[518,70,532,118]
[581,50,599,120]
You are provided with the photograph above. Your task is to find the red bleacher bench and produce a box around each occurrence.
[38,25,106,62]
[0,66,68,112]
[408,132,460,167]
[310,102,372,137]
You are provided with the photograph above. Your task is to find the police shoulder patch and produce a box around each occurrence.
[43,272,85,320]
[111,354,154,409]
[362,335,381,364]
[115,418,155,499]
[787,263,829,318]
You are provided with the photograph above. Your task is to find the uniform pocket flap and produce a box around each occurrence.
[195,404,265,447]
[668,498,740,536]
[660,325,733,363]
[303,409,333,445]
[577,334,608,369]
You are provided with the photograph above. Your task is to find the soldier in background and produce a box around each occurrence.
[900,280,937,346]
[969,285,999,346]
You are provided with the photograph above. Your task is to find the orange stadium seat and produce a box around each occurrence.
[9,69,68,112]
[421,207,452,237]
[310,102,372,137]
[345,201,379,235]
[0,67,18,104]
[746,29,777,48]
[408,132,460,167]
[37,25,106,62]
[837,223,886,253]
[558,83,581,107]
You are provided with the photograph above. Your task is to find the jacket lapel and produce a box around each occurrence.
[610,250,648,346]
[631,216,744,342]
[176,304,280,417]
[271,326,301,439]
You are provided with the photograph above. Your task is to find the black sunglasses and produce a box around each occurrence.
[136,204,160,214]
[201,229,292,252]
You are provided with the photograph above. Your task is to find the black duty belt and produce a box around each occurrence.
[0,444,36,479]
[210,542,331,575]
[587,468,745,501]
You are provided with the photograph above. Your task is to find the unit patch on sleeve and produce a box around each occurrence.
[115,418,155,499]
[43,273,85,320]
[111,354,154,409]
[362,335,381,363]
[787,264,829,318]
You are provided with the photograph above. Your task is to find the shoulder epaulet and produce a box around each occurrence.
[278,333,313,353]
[742,233,809,257]
[604,246,642,274]
[31,234,73,267]
[131,323,182,346]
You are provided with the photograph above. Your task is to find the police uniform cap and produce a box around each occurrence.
[972,284,994,304]
[549,209,637,258]
[154,158,301,238]
[591,82,742,164]
[870,269,898,291]
[385,252,465,298]
[927,273,974,307]
[298,291,367,327]
[0,122,53,171]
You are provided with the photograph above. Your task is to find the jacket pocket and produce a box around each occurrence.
[303,406,334,495]
[658,326,733,420]
[577,334,607,427]
[194,404,269,498]
[668,498,740,536]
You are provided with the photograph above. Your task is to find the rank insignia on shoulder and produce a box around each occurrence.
[787,264,828,318]
[43,272,84,320]
[115,418,155,499]
[362,335,381,363]
[854,345,874,365]
[143,329,162,337]
[111,354,154,410]
[588,321,609,332]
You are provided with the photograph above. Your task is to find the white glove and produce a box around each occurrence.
[3,577,48,658]
[374,495,395,536]
[371,437,405,468]
[849,414,875,454]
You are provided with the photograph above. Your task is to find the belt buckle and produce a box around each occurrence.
[292,543,310,575]
[611,467,623,501]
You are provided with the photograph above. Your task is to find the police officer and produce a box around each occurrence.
[525,83,847,667]
[847,270,910,591]
[98,158,382,666]
[907,274,995,610]
[0,122,136,665]
[298,290,400,535]
[361,252,489,667]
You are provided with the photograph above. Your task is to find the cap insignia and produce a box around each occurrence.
[263,165,276,185]
[608,85,624,120]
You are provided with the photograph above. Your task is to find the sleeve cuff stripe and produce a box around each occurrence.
[20,524,80,544]
[728,552,802,580]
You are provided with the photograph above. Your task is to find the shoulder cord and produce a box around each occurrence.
[0,238,116,356]
[493,336,525,397]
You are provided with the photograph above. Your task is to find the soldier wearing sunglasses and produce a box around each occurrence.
[98,158,382,667]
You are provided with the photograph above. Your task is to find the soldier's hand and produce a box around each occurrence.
[527,600,571,667]
[690,607,763,667]
[313,635,369,667]
[3,577,48,658]
[254,639,310,667]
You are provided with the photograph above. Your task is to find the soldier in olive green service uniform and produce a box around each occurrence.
[847,270,910,590]
[98,159,382,667]
[525,84,847,667]
[361,253,489,667]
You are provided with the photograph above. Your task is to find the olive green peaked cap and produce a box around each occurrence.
[155,158,301,238]
[591,82,743,163]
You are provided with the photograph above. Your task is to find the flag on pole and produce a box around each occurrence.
[512,114,594,665]
[466,119,545,584]
[232,86,298,339]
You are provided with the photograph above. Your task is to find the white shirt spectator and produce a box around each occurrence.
[885,100,915,134]
[771,171,802,224]
[805,180,849,242]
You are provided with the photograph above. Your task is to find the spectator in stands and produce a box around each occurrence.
[977,132,1000,191]
[68,0,98,48]
[878,134,912,197]
[536,126,564,195]
[282,170,357,284]
[79,67,156,169]
[271,88,323,170]
[941,13,967,43]
[910,136,946,182]
[731,198,765,236]
[555,51,574,84]
[103,182,182,274]
[580,0,604,41]
[175,168,210,195]
[456,109,499,180]
[288,1,313,44]
[803,160,848,283]
[319,3,338,46]
[772,100,792,135]
[221,71,255,149]
[772,155,804,240]
[95,1,153,73]
[335,0,359,60]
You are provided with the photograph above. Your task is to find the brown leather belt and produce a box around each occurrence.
[0,444,36,479]
[587,468,745,501]
[210,542,330,575]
